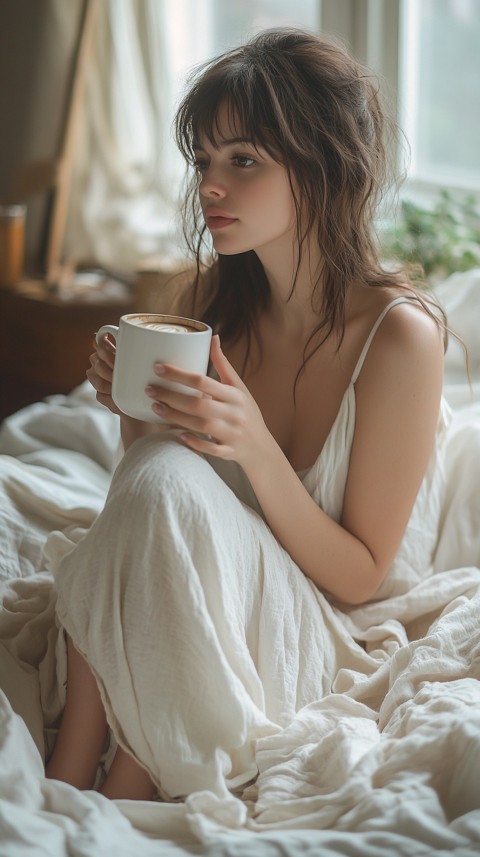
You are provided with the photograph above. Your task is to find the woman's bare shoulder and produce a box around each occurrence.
[352,283,444,358]
[354,295,444,408]
[373,295,444,358]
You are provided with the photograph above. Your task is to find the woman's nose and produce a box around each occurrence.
[199,168,227,199]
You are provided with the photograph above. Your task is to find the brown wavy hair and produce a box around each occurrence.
[174,27,446,373]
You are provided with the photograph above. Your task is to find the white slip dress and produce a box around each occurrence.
[51,297,449,801]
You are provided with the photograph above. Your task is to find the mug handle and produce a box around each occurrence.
[96,324,119,345]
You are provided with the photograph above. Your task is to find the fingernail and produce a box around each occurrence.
[145,386,155,396]
[154,363,166,374]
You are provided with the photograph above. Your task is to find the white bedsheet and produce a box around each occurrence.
[0,270,479,856]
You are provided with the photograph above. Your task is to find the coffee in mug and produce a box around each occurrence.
[95,313,212,423]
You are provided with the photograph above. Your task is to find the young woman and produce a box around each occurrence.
[46,28,447,801]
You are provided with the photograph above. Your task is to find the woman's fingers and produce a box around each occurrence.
[95,334,116,367]
[89,351,112,380]
[87,366,111,396]
[146,386,231,435]
[209,334,247,389]
[179,431,233,459]
[87,336,115,380]
[151,367,236,405]
[85,335,121,414]
[151,335,245,398]
[87,350,113,388]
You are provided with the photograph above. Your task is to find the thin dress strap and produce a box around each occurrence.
[351,296,420,384]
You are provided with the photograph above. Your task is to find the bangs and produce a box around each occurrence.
[175,60,283,163]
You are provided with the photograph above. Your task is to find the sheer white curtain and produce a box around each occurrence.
[64,0,184,273]
[63,0,320,274]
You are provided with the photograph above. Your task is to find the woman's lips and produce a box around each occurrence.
[205,214,237,230]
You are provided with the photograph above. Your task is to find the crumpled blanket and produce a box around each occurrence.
[0,269,480,856]
[1,534,480,854]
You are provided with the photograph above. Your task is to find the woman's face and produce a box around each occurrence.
[194,103,297,259]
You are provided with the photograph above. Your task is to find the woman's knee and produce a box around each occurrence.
[108,435,222,520]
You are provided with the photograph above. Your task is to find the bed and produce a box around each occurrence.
[0,269,479,857]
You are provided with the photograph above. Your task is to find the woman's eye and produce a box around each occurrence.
[232,155,256,168]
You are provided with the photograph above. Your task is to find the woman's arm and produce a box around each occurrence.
[247,305,444,603]
[144,307,444,605]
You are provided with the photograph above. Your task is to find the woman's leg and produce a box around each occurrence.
[45,634,108,790]
[52,437,337,799]
[100,746,156,800]
[46,634,157,798]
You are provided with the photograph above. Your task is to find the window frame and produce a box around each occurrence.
[319,0,480,201]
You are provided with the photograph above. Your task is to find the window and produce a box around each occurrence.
[399,0,480,191]
[320,0,480,194]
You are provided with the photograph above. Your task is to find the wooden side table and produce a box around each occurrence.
[0,279,133,421]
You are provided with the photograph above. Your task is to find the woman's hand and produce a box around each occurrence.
[144,335,273,471]
[86,334,122,415]
[86,334,159,451]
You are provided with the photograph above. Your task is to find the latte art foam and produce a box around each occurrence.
[141,322,192,333]
[126,314,206,334]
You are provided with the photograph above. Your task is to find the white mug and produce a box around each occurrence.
[96,313,212,423]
